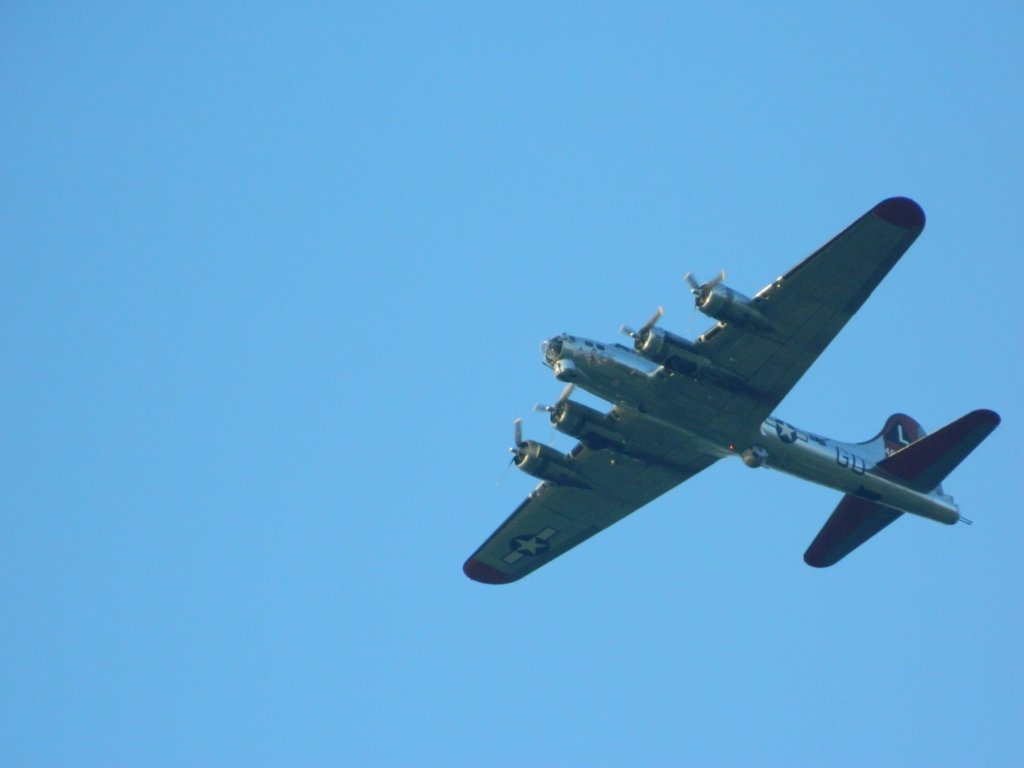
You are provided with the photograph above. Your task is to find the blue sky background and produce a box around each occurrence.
[2,3,1022,766]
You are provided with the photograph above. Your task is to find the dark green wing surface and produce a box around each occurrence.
[466,198,928,583]
[464,410,718,584]
[698,197,925,438]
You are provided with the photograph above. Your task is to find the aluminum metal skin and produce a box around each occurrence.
[541,334,958,524]
[464,198,1000,584]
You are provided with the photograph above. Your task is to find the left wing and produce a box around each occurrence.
[464,410,718,584]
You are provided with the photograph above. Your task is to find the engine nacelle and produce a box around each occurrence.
[636,327,713,376]
[635,327,746,387]
[696,284,773,331]
[513,441,588,487]
[549,400,627,451]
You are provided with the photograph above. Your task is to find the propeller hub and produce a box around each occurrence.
[622,307,663,349]
[685,270,725,309]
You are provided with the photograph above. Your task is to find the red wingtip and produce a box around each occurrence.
[463,558,515,585]
[976,408,1001,428]
[872,197,925,230]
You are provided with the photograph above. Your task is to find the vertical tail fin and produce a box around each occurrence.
[855,413,928,463]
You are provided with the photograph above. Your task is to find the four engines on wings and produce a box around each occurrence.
[531,294,767,474]
[520,317,962,526]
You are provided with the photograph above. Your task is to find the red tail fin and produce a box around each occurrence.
[855,413,927,463]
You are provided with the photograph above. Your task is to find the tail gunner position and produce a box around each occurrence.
[464,198,1000,584]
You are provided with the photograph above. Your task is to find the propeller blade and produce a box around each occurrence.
[618,309,659,342]
[639,306,664,336]
[534,383,575,413]
[686,270,726,305]
[623,306,664,340]
[511,418,523,450]
[686,299,698,335]
[498,456,515,484]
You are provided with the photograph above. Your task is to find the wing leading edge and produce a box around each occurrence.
[698,197,926,438]
[466,197,972,582]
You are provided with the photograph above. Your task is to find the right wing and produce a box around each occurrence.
[696,197,926,439]
[464,410,718,584]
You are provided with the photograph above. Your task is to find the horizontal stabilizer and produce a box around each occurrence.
[804,496,902,568]
[876,409,1001,492]
[804,409,1000,567]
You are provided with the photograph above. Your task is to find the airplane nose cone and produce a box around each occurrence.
[541,337,563,363]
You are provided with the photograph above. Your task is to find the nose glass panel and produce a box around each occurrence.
[541,336,564,363]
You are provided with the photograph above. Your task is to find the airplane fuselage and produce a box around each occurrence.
[541,333,960,525]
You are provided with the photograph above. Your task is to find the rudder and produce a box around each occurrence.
[855,413,928,464]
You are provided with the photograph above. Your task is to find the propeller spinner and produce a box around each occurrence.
[619,306,664,344]
[534,383,576,417]
[684,270,726,306]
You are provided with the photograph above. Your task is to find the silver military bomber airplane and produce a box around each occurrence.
[464,197,1001,584]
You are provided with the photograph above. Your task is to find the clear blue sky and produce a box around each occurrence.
[3,3,1022,766]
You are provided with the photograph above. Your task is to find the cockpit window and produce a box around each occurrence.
[541,336,564,361]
